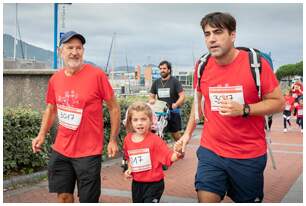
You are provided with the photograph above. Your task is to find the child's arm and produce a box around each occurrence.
[124,161,132,180]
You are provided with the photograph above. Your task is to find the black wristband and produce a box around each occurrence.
[242,104,250,118]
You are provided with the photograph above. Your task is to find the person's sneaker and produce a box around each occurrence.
[283,128,288,133]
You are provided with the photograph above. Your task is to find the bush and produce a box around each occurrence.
[3,107,53,178]
[3,96,193,177]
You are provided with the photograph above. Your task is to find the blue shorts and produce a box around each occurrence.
[195,146,267,203]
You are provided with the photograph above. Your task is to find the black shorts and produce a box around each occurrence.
[165,111,182,133]
[48,150,102,203]
[132,179,164,203]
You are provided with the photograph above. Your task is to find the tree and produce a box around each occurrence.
[275,61,303,80]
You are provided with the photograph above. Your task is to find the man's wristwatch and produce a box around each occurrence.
[242,104,250,118]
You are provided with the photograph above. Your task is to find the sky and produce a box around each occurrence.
[3,3,303,71]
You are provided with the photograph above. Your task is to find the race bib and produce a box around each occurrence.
[158,88,170,98]
[128,148,152,172]
[298,109,303,116]
[57,104,83,130]
[209,86,244,111]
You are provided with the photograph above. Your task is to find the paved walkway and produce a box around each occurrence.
[3,113,303,203]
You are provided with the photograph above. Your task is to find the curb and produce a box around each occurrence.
[3,153,129,190]
[4,170,48,189]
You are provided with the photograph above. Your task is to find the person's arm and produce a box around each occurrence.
[174,102,197,153]
[219,86,285,116]
[149,80,157,104]
[105,95,121,157]
[32,104,57,153]
[148,93,156,104]
[124,161,132,179]
[172,91,185,109]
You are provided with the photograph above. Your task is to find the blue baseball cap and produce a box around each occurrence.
[59,31,86,46]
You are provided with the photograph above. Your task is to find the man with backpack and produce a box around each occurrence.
[175,12,284,203]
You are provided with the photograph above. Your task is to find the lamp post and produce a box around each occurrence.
[53,3,58,69]
[53,3,71,69]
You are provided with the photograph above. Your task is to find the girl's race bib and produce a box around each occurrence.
[128,148,152,172]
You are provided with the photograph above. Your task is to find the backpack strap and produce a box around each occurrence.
[197,53,211,88]
[194,53,210,122]
[236,47,262,99]
[249,48,262,99]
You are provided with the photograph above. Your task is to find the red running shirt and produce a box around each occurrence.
[46,64,114,158]
[284,95,295,111]
[123,132,173,182]
[194,50,279,158]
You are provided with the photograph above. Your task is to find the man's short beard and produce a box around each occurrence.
[161,72,170,78]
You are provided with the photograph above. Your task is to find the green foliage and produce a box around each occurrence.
[3,107,53,178]
[276,61,303,80]
[4,96,192,177]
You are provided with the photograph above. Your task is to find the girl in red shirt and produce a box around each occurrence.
[283,90,295,132]
[123,102,183,203]
[294,97,303,133]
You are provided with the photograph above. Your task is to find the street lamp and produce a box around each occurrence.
[53,3,71,69]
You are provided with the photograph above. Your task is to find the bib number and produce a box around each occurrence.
[158,88,170,98]
[128,148,152,172]
[209,86,244,111]
[57,104,83,130]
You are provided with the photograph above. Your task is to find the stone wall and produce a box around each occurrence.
[4,59,50,69]
[4,69,55,112]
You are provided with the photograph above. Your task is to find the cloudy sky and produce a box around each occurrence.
[3,3,303,71]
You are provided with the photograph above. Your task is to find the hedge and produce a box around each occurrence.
[3,96,193,178]
[3,107,54,178]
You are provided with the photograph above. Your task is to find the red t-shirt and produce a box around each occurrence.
[194,50,279,158]
[284,95,295,111]
[46,64,114,158]
[295,104,303,118]
[123,132,173,182]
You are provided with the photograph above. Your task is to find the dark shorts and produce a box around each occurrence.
[165,111,182,133]
[195,147,267,203]
[132,179,164,203]
[48,150,102,203]
[283,110,291,118]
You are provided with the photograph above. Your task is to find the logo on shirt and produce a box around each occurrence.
[57,90,83,130]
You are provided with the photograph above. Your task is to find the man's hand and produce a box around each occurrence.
[173,140,185,159]
[219,99,244,116]
[175,133,191,153]
[32,135,45,153]
[148,99,156,105]
[172,103,178,109]
[107,139,118,158]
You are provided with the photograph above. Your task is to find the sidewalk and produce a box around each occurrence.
[3,113,303,203]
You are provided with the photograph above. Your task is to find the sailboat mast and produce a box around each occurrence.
[13,3,18,60]
[105,32,116,75]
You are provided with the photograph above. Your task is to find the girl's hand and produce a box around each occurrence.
[124,169,132,180]
[174,141,185,159]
